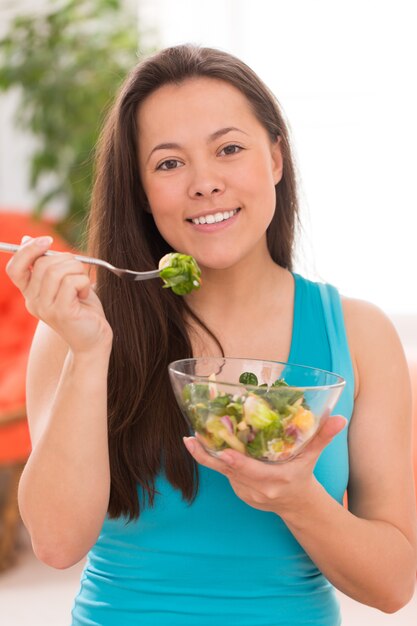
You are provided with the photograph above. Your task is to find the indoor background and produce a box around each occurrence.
[0,0,416,624]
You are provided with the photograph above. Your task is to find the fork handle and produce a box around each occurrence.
[0,242,102,267]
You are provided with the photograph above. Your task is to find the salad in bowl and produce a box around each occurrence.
[168,357,345,462]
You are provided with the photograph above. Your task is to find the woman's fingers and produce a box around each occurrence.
[300,415,347,461]
[5,235,112,355]
[184,435,283,483]
[53,273,92,313]
[5,233,92,322]
[183,437,234,476]
[27,256,88,311]
[6,235,53,292]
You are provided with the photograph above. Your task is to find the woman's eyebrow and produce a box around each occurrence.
[146,126,248,163]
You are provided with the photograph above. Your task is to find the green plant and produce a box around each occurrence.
[0,0,153,245]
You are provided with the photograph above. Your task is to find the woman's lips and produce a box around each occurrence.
[186,208,241,233]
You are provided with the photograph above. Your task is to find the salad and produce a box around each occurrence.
[181,371,316,461]
[159,253,202,295]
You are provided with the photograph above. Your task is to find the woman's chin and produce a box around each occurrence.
[197,256,242,273]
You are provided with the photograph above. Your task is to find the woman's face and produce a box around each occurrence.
[137,77,283,270]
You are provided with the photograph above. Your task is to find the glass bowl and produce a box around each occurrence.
[168,357,345,463]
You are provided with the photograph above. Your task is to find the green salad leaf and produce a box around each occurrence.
[158,253,202,295]
[258,388,304,414]
[272,378,289,387]
[246,421,281,458]
[239,372,258,386]
[208,395,232,415]
[182,383,210,404]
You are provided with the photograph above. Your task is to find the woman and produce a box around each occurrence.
[6,44,416,625]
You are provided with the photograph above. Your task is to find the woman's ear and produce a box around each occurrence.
[271,135,283,186]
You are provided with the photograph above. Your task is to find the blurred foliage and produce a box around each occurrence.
[0,0,152,246]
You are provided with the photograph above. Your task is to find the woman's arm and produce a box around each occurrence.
[184,298,417,612]
[280,298,417,612]
[7,237,114,568]
[19,322,112,569]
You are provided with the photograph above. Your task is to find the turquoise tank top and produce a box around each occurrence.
[71,274,355,626]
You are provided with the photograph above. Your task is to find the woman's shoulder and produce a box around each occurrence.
[341,295,400,343]
[341,296,408,399]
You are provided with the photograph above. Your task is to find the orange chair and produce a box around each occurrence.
[0,210,74,569]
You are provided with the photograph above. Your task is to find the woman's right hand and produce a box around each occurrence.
[6,235,113,355]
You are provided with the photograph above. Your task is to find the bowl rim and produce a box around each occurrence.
[168,357,346,392]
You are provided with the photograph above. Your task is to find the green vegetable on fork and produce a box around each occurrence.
[158,253,202,295]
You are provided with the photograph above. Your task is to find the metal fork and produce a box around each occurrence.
[0,242,161,282]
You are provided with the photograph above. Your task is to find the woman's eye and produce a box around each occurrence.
[157,159,182,171]
[219,144,243,156]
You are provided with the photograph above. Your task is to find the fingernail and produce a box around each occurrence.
[21,235,32,244]
[183,437,195,453]
[35,236,53,247]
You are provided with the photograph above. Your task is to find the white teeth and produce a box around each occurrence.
[191,208,238,225]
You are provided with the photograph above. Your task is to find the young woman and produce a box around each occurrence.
[6,45,416,626]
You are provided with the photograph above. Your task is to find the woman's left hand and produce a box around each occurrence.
[183,415,347,515]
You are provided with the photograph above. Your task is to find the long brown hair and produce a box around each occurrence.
[88,44,300,520]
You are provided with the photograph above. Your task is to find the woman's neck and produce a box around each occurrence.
[184,247,295,361]
[185,248,290,322]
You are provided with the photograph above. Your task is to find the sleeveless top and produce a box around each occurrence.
[71,274,355,626]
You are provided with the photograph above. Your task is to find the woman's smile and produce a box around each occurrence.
[185,207,241,232]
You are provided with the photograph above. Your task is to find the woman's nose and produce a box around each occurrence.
[187,165,225,198]
[193,186,222,198]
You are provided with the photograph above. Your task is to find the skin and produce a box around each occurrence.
[6,77,417,612]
